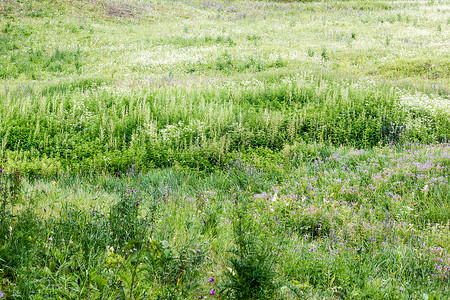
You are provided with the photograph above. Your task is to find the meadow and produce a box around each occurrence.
[0,0,449,298]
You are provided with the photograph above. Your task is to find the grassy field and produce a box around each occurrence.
[0,0,449,298]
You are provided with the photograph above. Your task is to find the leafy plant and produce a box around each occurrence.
[220,193,277,299]
[109,188,142,247]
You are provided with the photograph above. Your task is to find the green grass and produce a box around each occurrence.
[1,143,449,298]
[0,0,449,298]
[1,74,448,175]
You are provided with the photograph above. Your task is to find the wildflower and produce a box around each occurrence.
[48,237,53,242]
[0,291,4,297]
[116,172,120,176]
[208,277,215,283]
[199,295,204,299]
[136,202,139,206]
[210,289,215,296]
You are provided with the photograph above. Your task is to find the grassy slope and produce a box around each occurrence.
[0,0,449,299]
[1,0,449,86]
[0,0,449,174]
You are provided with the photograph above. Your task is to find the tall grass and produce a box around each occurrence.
[0,0,449,298]
[1,74,449,174]
[1,143,449,298]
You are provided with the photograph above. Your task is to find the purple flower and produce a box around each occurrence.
[208,277,215,283]
[210,289,215,296]
[116,172,120,176]
[0,291,4,298]
[136,202,139,206]
[311,249,314,252]
[199,295,204,299]
[0,169,3,172]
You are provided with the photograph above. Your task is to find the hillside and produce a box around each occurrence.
[0,0,449,298]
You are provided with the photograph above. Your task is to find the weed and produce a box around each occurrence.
[109,188,142,247]
[381,116,406,145]
[220,194,277,299]
[321,47,328,60]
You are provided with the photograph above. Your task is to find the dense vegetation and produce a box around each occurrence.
[0,0,449,299]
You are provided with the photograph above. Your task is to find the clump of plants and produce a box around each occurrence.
[219,192,278,299]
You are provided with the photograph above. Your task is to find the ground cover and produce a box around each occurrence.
[0,0,449,298]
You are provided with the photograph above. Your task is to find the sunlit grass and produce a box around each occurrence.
[0,0,449,298]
